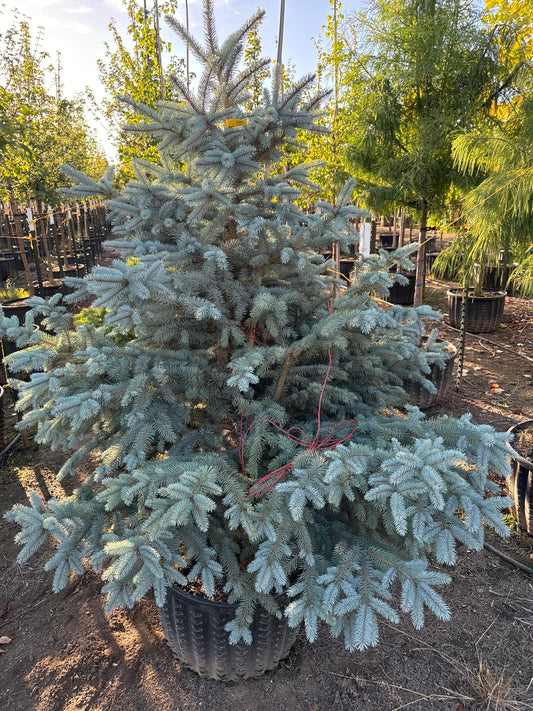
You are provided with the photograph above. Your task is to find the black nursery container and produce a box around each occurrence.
[447,289,506,333]
[403,342,457,409]
[338,259,355,279]
[0,255,16,280]
[507,421,533,535]
[159,585,299,681]
[1,299,31,323]
[386,272,416,305]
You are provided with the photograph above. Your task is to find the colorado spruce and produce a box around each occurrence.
[4,1,513,653]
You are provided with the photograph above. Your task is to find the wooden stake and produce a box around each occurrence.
[12,217,34,296]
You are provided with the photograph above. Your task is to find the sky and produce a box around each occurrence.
[0,0,364,159]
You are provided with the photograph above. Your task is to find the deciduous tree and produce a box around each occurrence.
[345,0,508,305]
[0,13,106,205]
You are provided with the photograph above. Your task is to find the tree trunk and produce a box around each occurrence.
[398,207,405,248]
[413,200,427,307]
[370,220,377,254]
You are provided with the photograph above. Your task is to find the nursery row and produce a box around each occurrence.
[0,201,110,301]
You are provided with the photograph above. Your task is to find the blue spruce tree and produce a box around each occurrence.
[4,1,513,652]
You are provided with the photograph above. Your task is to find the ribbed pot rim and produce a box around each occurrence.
[447,288,507,299]
[1,298,29,307]
[167,583,239,609]
[507,420,533,468]
[166,582,287,610]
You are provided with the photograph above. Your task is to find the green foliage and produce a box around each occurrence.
[0,280,29,302]
[299,1,358,205]
[96,0,185,186]
[73,308,108,328]
[0,11,107,204]
[243,15,270,111]
[344,0,507,217]
[442,93,533,296]
[502,513,521,534]
[2,1,514,654]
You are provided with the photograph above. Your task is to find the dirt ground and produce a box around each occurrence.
[1,281,533,711]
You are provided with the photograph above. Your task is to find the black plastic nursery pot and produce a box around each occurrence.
[386,272,416,305]
[338,259,355,279]
[507,421,533,535]
[32,281,65,298]
[403,341,457,409]
[159,585,299,681]
[0,299,31,323]
[0,255,16,280]
[50,265,85,280]
[447,289,506,334]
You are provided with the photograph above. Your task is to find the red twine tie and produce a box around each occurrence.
[240,343,358,497]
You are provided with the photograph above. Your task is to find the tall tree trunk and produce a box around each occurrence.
[413,200,427,307]
[370,219,377,254]
[398,207,405,248]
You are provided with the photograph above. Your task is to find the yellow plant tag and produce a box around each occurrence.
[225,118,247,128]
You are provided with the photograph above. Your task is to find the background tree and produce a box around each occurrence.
[433,0,533,295]
[0,13,106,205]
[299,1,357,206]
[484,0,533,69]
[96,0,186,186]
[272,2,360,210]
[440,92,533,295]
[344,0,510,305]
[243,10,270,111]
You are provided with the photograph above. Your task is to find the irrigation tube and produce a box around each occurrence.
[425,279,533,363]
[445,323,533,363]
[483,542,533,576]
[0,432,21,459]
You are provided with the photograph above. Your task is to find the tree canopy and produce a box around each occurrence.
[0,12,106,205]
[340,0,522,303]
[96,0,186,186]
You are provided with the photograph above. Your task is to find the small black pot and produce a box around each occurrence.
[338,259,355,279]
[403,341,457,409]
[507,421,533,535]
[425,252,440,275]
[159,585,298,681]
[447,289,506,333]
[1,299,31,323]
[386,272,416,305]
[0,256,16,280]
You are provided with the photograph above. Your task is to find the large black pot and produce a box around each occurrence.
[447,289,506,333]
[386,272,416,305]
[507,421,533,535]
[403,341,457,409]
[159,584,298,681]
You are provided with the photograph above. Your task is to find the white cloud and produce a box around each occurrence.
[35,16,92,35]
[64,4,93,14]
[101,0,127,11]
